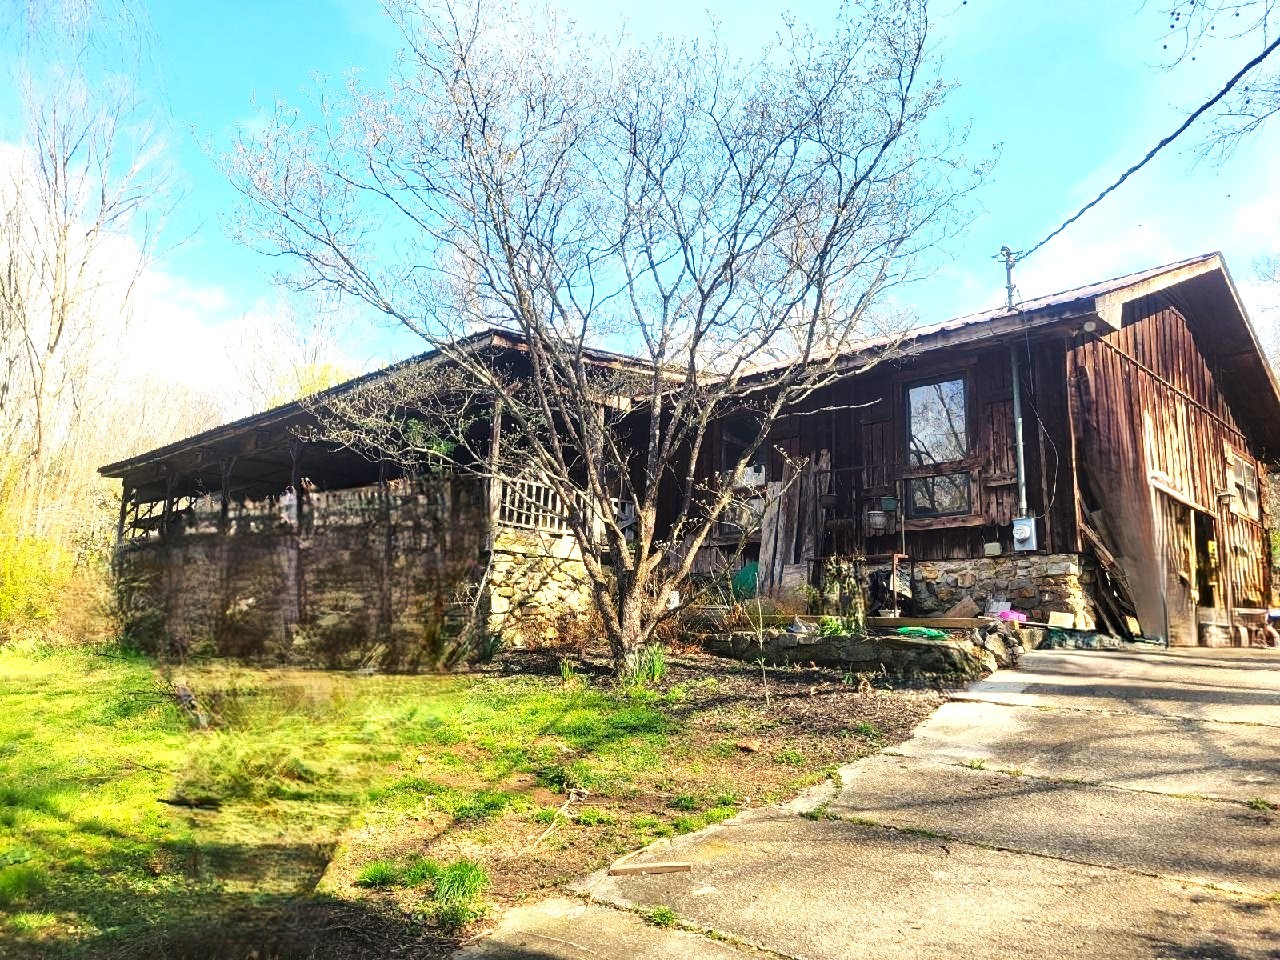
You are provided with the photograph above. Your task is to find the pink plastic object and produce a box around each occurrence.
[997,610,1027,623]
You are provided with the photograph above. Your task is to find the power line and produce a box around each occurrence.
[1016,30,1280,263]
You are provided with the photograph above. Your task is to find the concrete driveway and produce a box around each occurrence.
[459,647,1280,959]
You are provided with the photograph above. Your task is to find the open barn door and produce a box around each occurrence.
[1154,491,1198,645]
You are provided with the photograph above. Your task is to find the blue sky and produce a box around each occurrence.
[6,0,1280,390]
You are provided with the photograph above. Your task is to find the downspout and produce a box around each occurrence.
[1011,345,1029,519]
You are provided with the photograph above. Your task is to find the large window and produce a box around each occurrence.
[906,377,971,518]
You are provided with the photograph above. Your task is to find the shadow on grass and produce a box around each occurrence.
[0,826,457,959]
[1,887,458,960]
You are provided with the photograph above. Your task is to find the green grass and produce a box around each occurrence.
[355,859,403,888]
[0,641,917,955]
[428,860,490,932]
[0,644,693,954]
[1245,797,1275,811]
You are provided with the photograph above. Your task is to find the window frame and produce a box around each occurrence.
[902,373,974,520]
[1224,442,1261,522]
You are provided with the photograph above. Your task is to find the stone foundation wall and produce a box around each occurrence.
[869,553,1096,629]
[487,528,593,643]
[116,477,488,669]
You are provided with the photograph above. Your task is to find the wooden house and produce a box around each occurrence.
[699,253,1280,645]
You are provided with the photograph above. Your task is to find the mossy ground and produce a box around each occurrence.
[0,640,942,959]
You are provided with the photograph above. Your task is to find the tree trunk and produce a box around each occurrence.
[610,580,648,678]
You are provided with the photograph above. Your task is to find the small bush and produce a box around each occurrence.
[355,860,402,888]
[668,793,699,811]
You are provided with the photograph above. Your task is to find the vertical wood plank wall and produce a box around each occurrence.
[1071,294,1268,642]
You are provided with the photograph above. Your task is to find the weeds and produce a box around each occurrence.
[0,643,937,955]
[355,860,402,888]
[963,758,987,770]
[429,860,490,932]
[573,807,616,826]
[645,905,679,928]
[775,748,807,766]
[628,644,667,687]
[0,864,45,907]
[1246,797,1275,811]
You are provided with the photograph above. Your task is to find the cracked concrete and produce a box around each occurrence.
[457,646,1280,959]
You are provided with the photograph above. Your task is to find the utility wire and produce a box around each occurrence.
[1018,31,1280,262]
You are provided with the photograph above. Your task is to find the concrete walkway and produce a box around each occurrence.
[459,647,1280,959]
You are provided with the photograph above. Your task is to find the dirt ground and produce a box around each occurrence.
[317,648,948,958]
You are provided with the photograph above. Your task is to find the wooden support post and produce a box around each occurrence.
[219,457,236,533]
[160,468,177,540]
[116,482,131,546]
[487,400,504,550]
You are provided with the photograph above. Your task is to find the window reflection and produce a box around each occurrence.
[907,473,970,517]
[908,378,966,466]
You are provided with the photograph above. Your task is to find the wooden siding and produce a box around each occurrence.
[1071,294,1268,643]
[698,289,1271,646]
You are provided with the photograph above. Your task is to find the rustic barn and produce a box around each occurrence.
[104,254,1280,658]
[698,253,1280,646]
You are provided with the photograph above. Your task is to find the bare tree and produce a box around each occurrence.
[227,0,985,675]
[0,0,174,555]
[228,291,359,413]
[1157,1,1280,156]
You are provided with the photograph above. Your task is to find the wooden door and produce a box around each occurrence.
[1156,492,1198,645]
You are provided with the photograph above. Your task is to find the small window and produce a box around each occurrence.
[907,473,971,518]
[1226,445,1260,521]
[907,377,968,466]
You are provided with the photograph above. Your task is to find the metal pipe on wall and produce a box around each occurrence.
[1010,345,1029,518]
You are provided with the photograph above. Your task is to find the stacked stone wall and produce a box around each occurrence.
[117,478,488,669]
[486,527,593,643]
[870,553,1095,629]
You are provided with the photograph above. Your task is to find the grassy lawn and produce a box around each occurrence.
[0,641,943,959]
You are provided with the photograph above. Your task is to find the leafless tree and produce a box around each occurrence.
[0,0,179,556]
[227,0,985,674]
[1157,1,1280,156]
[228,291,360,413]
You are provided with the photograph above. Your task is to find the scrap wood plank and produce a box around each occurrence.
[607,861,692,876]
